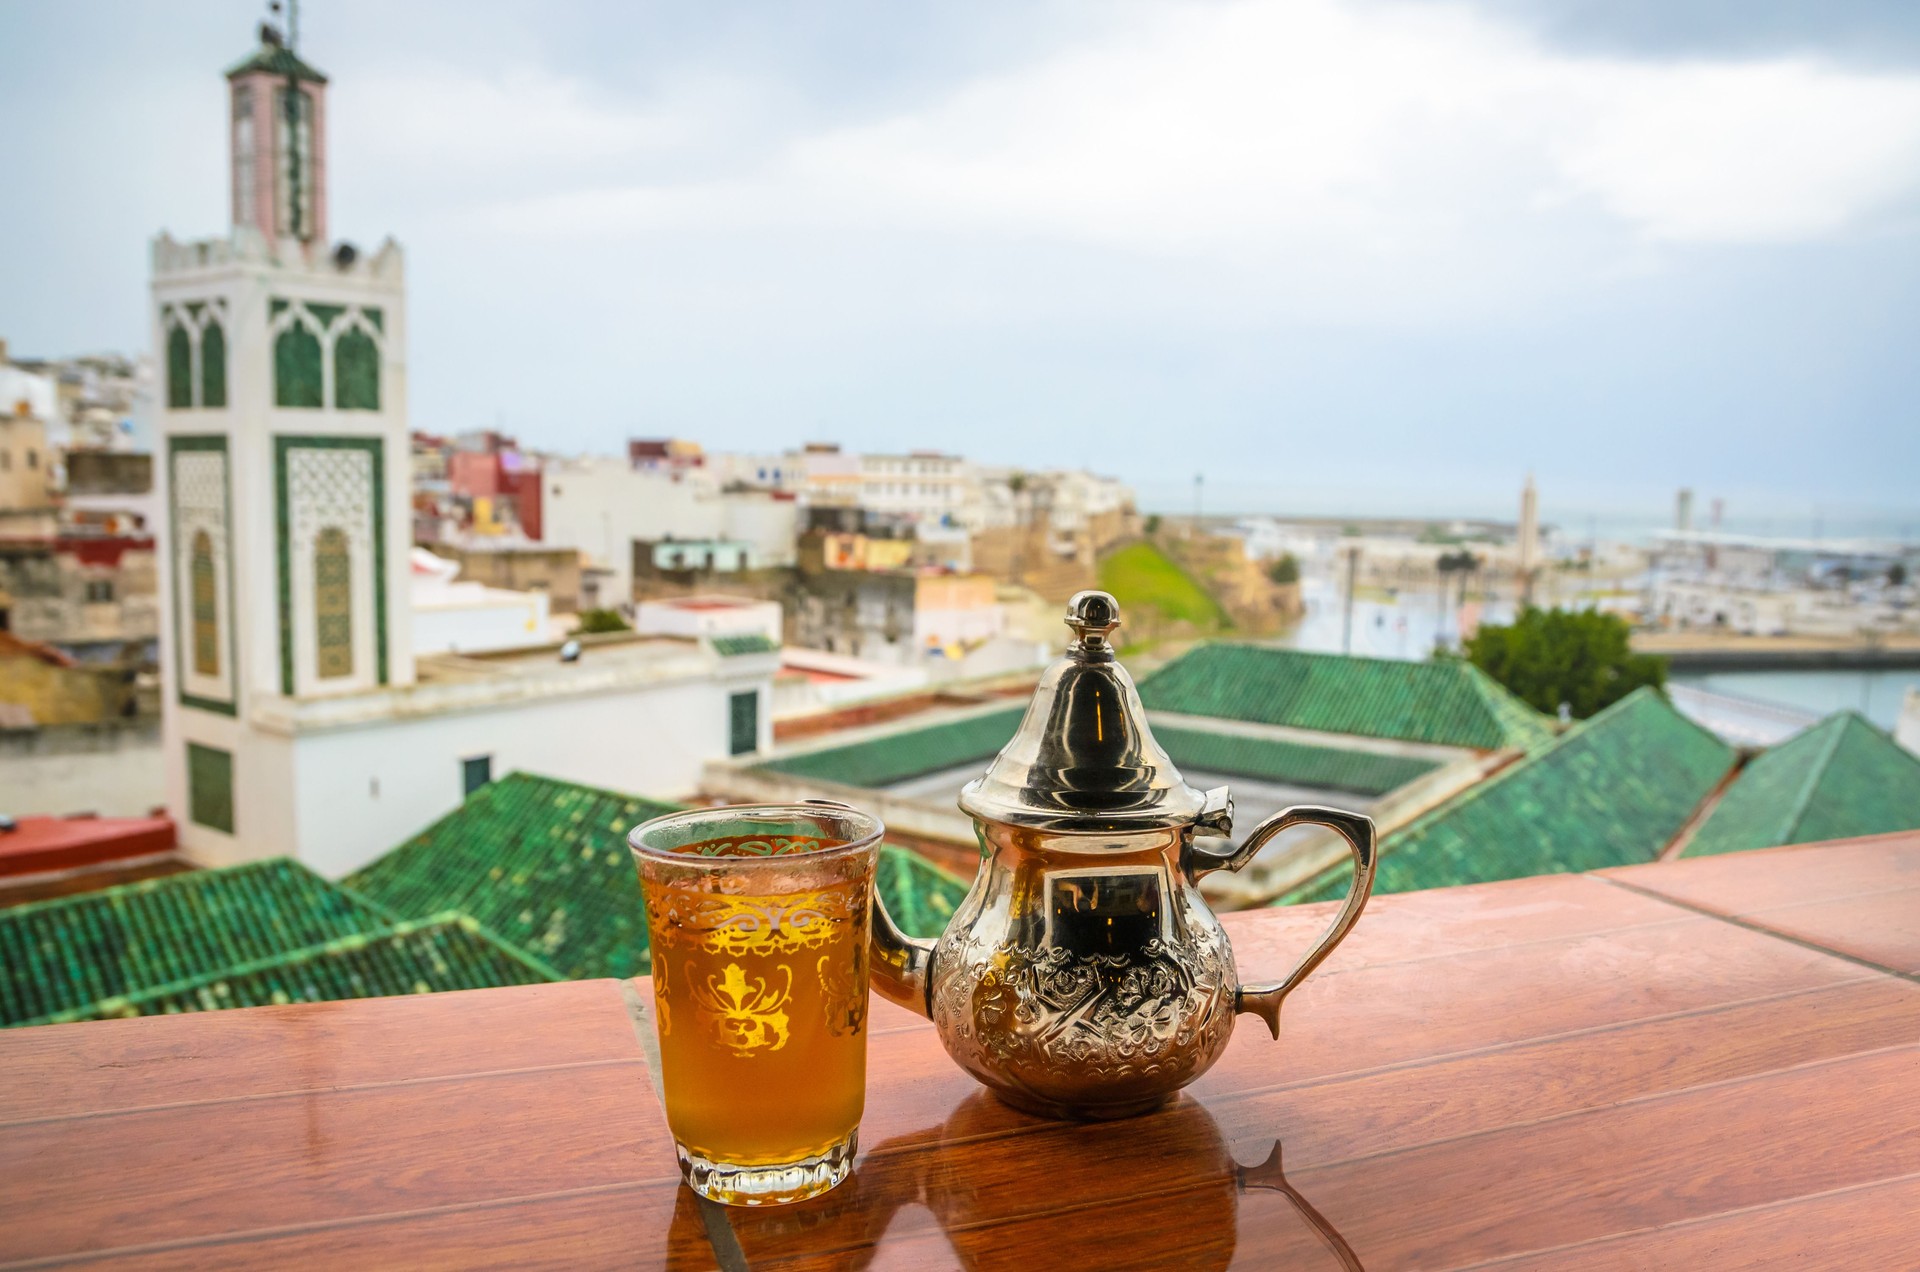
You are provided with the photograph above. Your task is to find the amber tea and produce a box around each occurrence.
[631,807,882,1206]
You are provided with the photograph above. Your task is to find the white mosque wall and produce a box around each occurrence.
[283,676,764,879]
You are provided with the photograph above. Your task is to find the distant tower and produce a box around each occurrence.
[154,20,411,865]
[1675,488,1694,534]
[1517,473,1539,606]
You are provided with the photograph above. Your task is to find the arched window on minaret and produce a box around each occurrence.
[166,323,193,410]
[334,326,380,411]
[201,321,227,408]
[232,84,255,228]
[314,526,353,679]
[191,530,219,676]
[274,320,323,408]
[277,86,314,241]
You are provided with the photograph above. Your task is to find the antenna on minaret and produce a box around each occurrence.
[266,0,298,51]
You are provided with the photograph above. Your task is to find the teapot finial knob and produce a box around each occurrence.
[1064,590,1121,656]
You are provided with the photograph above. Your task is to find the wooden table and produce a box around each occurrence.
[2,833,1915,1270]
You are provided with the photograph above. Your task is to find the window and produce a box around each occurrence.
[166,323,192,409]
[187,742,234,834]
[25,450,36,470]
[728,689,759,756]
[277,86,313,239]
[233,85,255,225]
[334,326,380,410]
[274,321,323,407]
[462,754,492,797]
[84,580,114,603]
[191,530,219,676]
[201,320,227,408]
[0,450,9,471]
[314,526,352,679]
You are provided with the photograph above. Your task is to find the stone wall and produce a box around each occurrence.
[0,720,163,818]
[441,545,582,613]
[0,650,139,726]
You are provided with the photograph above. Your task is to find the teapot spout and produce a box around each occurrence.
[870,893,936,1020]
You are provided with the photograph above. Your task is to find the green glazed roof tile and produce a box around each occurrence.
[1151,724,1440,796]
[225,43,328,83]
[761,698,1450,798]
[1684,712,1920,858]
[1285,688,1734,904]
[761,706,1027,789]
[1138,644,1554,751]
[876,845,971,940]
[345,773,677,980]
[26,915,561,1027]
[0,858,390,1028]
[711,633,779,656]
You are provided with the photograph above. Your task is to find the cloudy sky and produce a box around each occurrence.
[4,0,1918,531]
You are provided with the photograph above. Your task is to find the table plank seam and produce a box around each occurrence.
[0,1179,673,1272]
[0,1055,651,1132]
[1243,910,1705,983]
[1281,1040,1919,1181]
[1721,880,1920,922]
[749,1172,1229,1269]
[1193,969,1905,1104]
[1443,1166,1920,1271]
[1595,874,1920,984]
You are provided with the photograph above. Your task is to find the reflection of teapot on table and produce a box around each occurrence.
[724,1093,1362,1271]
[871,591,1378,1120]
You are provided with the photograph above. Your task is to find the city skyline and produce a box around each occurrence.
[3,0,1919,533]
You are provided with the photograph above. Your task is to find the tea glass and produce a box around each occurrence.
[630,803,883,1206]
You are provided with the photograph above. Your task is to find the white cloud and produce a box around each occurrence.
[785,0,1920,250]
[1552,59,1920,242]
[442,0,1920,332]
[336,66,685,178]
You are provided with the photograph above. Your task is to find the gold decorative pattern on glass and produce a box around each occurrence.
[691,962,793,1055]
[653,888,861,956]
[818,951,867,1037]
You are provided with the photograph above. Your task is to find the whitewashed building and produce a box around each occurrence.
[858,451,978,526]
[155,27,774,877]
[542,457,797,603]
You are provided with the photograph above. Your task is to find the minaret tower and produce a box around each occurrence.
[155,17,411,865]
[1517,472,1540,607]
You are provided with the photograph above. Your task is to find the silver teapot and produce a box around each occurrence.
[870,591,1377,1120]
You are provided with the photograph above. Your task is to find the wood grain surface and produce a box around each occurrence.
[2,834,1914,1271]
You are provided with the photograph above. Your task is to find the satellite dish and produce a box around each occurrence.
[559,640,581,663]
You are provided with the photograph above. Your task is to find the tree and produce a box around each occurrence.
[1267,552,1299,585]
[1891,562,1909,588]
[575,608,632,634]
[1144,513,1162,535]
[1463,607,1666,720]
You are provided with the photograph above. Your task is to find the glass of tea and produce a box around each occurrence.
[629,802,883,1206]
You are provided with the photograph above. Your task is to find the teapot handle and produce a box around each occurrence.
[1208,805,1377,1039]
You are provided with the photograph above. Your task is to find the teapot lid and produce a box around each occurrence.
[958,590,1211,831]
